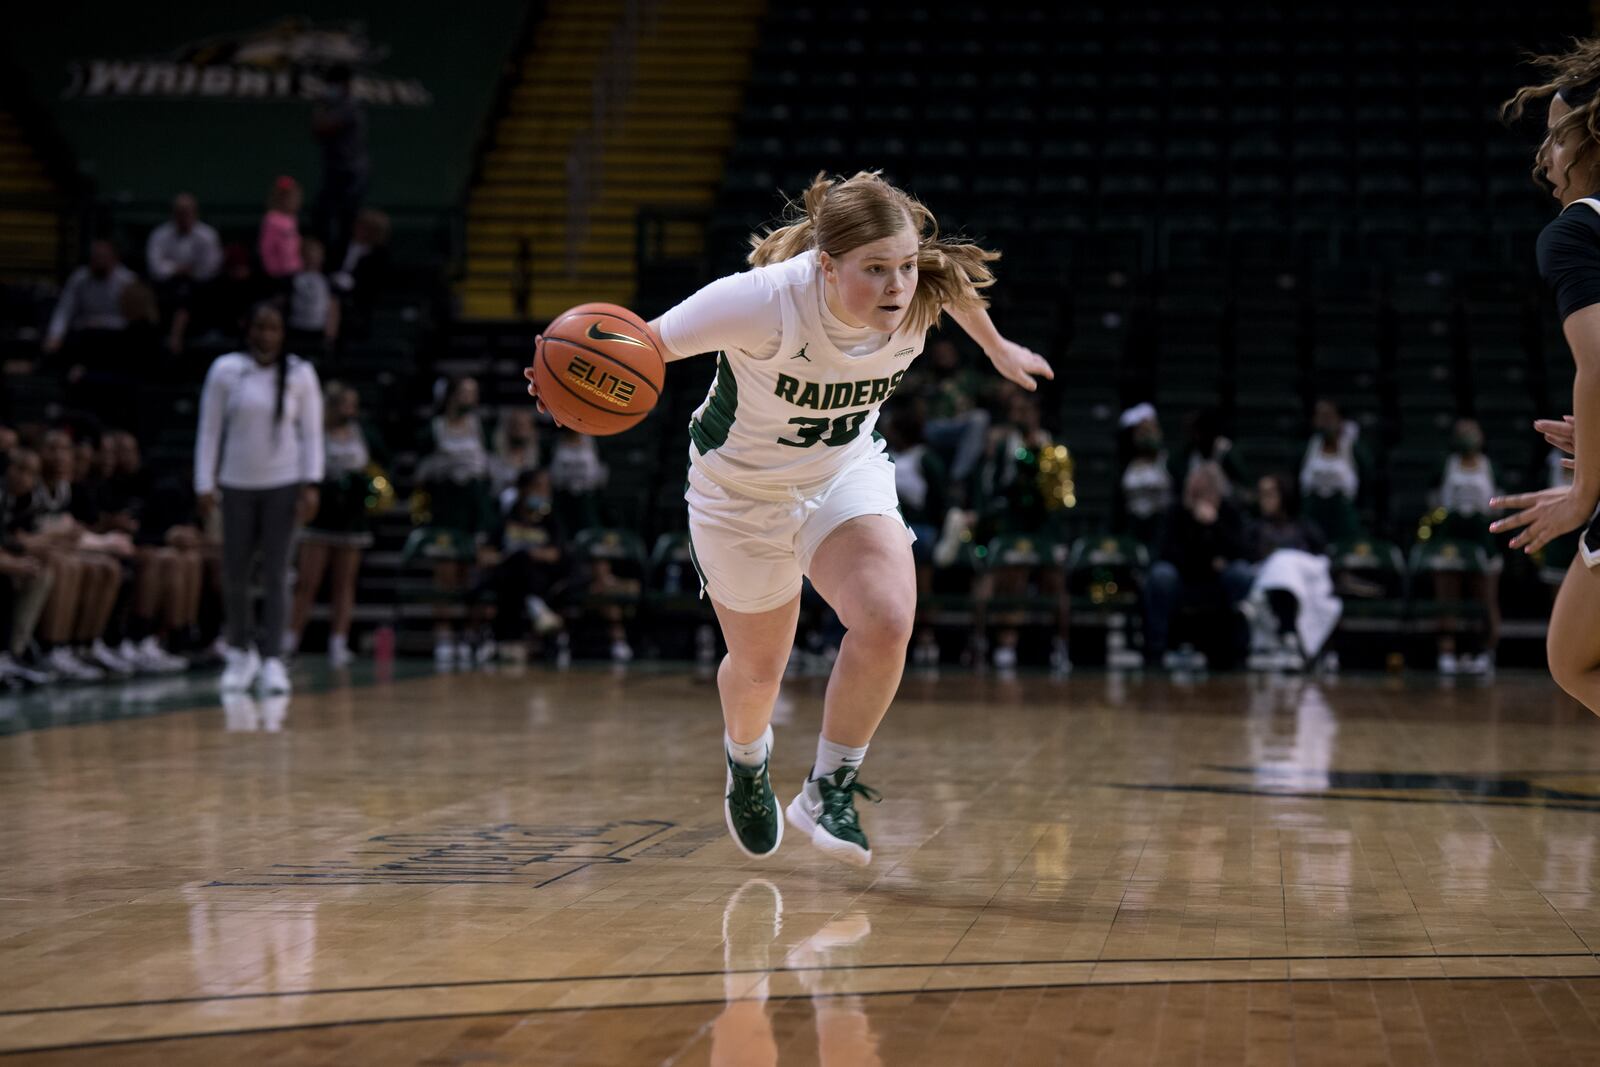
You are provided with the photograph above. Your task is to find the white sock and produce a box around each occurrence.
[808,736,868,799]
[725,724,773,768]
[329,633,348,657]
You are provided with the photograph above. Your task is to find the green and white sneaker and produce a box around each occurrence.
[786,766,881,867]
[725,755,783,858]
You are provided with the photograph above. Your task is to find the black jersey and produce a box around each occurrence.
[1537,198,1600,321]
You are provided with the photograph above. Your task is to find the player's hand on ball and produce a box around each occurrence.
[1490,486,1593,553]
[986,338,1054,392]
[523,336,552,419]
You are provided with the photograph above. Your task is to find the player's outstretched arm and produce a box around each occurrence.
[946,305,1054,392]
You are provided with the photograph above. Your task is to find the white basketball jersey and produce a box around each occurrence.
[686,250,925,499]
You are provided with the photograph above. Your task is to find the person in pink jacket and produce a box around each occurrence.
[259,176,303,280]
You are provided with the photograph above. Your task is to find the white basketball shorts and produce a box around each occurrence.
[685,449,914,614]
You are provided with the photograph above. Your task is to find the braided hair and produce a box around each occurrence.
[246,302,291,428]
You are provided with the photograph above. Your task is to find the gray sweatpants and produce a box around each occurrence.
[220,484,301,659]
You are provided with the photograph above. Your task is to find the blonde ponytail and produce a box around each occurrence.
[747,170,1000,335]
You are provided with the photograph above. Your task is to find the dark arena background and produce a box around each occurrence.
[5,3,1600,1064]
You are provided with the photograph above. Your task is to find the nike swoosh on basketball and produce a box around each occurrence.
[585,322,651,349]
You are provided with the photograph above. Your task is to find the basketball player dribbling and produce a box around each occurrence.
[526,171,1052,865]
[1493,43,1600,713]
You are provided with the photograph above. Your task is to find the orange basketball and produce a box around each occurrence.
[533,302,663,435]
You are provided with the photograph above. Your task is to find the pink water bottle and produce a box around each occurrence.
[374,624,396,662]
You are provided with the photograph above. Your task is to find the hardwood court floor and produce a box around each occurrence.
[4,664,1600,1064]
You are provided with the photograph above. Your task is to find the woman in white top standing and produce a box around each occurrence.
[526,171,1051,867]
[195,304,324,694]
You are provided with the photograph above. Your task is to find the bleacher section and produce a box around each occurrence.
[460,0,764,320]
[703,1,1587,545]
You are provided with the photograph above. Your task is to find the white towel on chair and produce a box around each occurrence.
[1250,549,1343,659]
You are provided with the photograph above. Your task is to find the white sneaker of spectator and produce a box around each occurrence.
[88,638,136,677]
[1050,637,1073,675]
[128,637,187,674]
[526,596,563,635]
[474,638,498,667]
[1460,652,1494,676]
[433,641,455,668]
[992,643,1018,671]
[610,639,634,664]
[220,646,261,691]
[0,653,52,687]
[1437,652,1459,675]
[258,657,291,695]
[49,646,104,682]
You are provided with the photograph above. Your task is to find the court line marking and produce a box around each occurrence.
[6,974,1600,1056]
[1106,782,1600,814]
[1,949,1594,1017]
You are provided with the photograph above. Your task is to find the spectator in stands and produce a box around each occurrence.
[290,382,382,668]
[35,428,137,677]
[2,445,97,681]
[1431,417,1501,675]
[0,450,53,687]
[415,376,496,667]
[106,432,193,672]
[1249,473,1326,560]
[490,406,542,505]
[1115,402,1172,554]
[196,303,324,695]
[478,467,570,664]
[969,389,1069,671]
[545,426,633,663]
[881,405,948,668]
[1243,473,1340,673]
[259,176,304,284]
[1144,461,1254,669]
[116,434,207,658]
[330,208,392,340]
[42,239,136,358]
[210,243,266,343]
[1299,398,1370,543]
[1176,408,1246,494]
[904,335,992,504]
[548,427,608,533]
[311,65,370,261]
[287,237,339,361]
[146,192,222,354]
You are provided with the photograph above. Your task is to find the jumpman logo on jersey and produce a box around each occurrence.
[790,344,811,362]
